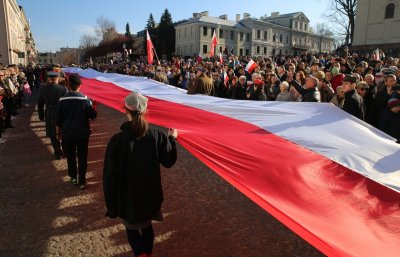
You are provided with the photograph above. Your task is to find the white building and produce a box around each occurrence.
[353,0,400,53]
[0,0,37,65]
[175,11,334,57]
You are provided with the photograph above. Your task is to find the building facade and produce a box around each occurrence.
[37,52,56,65]
[353,0,400,53]
[175,11,334,57]
[0,0,37,65]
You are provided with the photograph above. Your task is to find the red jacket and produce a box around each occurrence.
[331,74,345,92]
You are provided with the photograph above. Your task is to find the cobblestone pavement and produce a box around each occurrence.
[0,95,324,257]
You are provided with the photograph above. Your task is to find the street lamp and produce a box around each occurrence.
[122,43,127,63]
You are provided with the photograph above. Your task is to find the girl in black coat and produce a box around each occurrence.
[103,92,178,257]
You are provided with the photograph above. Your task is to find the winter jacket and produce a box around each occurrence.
[103,122,177,224]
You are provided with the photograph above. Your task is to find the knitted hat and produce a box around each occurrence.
[388,98,400,109]
[125,91,148,113]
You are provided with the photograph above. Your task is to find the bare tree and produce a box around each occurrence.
[327,0,357,45]
[315,23,334,36]
[95,16,118,42]
[80,34,98,49]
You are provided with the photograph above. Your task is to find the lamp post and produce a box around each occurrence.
[122,43,126,63]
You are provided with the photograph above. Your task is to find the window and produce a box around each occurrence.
[184,28,187,37]
[286,35,289,44]
[272,49,275,56]
[220,46,223,53]
[245,49,250,56]
[240,32,244,41]
[285,50,288,54]
[300,23,303,30]
[256,46,260,54]
[294,21,298,29]
[203,26,208,36]
[304,24,308,31]
[190,27,193,36]
[272,34,276,42]
[230,31,234,40]
[280,34,283,42]
[211,28,215,37]
[385,3,395,19]
[264,31,268,40]
[203,45,207,54]
[240,49,243,56]
[246,33,250,42]
[219,29,224,38]
[264,47,267,54]
[257,30,261,39]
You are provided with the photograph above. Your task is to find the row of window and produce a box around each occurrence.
[256,30,290,44]
[293,21,308,31]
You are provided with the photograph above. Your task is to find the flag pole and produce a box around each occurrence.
[153,47,160,63]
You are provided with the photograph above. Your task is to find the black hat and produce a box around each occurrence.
[47,71,60,77]
[343,74,357,84]
[68,74,82,85]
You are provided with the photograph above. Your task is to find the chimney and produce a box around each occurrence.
[200,11,209,17]
[193,13,200,18]
[236,14,241,21]
[271,12,280,18]
[219,14,228,20]
[243,13,251,19]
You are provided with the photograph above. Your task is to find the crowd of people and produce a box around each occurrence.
[83,48,400,142]
[1,48,399,256]
[0,63,46,143]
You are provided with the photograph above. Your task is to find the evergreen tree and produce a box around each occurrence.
[144,13,157,57]
[125,22,132,38]
[157,9,175,59]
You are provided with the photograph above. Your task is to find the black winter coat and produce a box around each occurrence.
[103,122,177,224]
[343,89,365,120]
[379,110,400,141]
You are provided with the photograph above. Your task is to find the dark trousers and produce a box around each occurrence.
[50,136,63,158]
[126,224,154,256]
[63,138,89,184]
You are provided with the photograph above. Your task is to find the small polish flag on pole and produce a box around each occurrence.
[245,59,258,74]
[219,52,223,64]
[210,30,218,57]
[224,72,229,87]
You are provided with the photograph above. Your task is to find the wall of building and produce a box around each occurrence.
[175,12,334,58]
[0,0,36,66]
[353,0,400,47]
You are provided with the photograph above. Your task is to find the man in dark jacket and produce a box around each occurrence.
[56,75,97,188]
[379,98,400,142]
[38,71,68,159]
[288,72,321,102]
[342,75,365,120]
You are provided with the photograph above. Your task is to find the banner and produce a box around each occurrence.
[64,68,400,257]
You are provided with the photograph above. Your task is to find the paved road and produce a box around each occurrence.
[0,97,324,257]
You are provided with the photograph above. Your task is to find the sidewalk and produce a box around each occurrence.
[0,99,323,257]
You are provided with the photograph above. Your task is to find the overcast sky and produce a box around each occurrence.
[18,0,330,52]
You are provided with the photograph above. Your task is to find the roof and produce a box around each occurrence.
[266,12,302,19]
[176,15,248,29]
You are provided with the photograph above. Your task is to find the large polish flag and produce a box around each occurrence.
[64,67,400,257]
